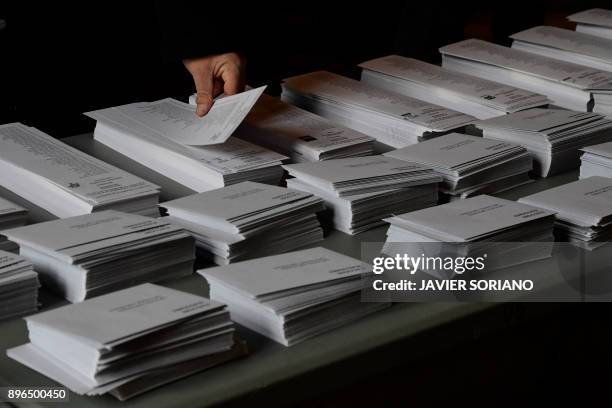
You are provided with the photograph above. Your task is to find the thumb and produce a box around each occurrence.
[192,69,215,117]
[221,67,244,96]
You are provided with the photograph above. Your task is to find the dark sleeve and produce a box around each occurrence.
[154,0,247,60]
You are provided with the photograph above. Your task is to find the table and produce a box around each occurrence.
[0,134,581,407]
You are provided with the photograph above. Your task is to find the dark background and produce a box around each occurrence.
[2,1,612,405]
[1,0,609,138]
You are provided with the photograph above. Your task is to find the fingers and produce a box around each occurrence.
[191,70,215,117]
[221,65,245,96]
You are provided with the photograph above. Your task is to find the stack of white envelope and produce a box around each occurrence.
[567,8,612,40]
[475,108,612,176]
[580,141,612,178]
[0,197,28,252]
[280,71,476,148]
[7,284,247,400]
[191,93,375,162]
[3,211,195,303]
[384,133,533,200]
[359,55,548,119]
[510,26,612,115]
[519,176,612,249]
[86,88,287,192]
[383,195,556,277]
[160,182,324,265]
[0,250,39,320]
[439,39,612,115]
[199,247,390,346]
[510,26,612,72]
[283,156,441,234]
[0,123,161,218]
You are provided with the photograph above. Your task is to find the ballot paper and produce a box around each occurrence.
[0,123,160,218]
[0,197,28,252]
[199,247,390,346]
[191,93,375,162]
[519,176,612,249]
[510,26,612,73]
[359,55,548,119]
[383,195,556,276]
[568,8,612,40]
[439,39,612,115]
[281,71,476,148]
[7,284,242,398]
[120,87,265,146]
[383,133,533,198]
[0,250,39,320]
[580,141,612,178]
[87,102,287,193]
[283,156,441,234]
[160,182,325,264]
[3,211,195,302]
[475,108,612,176]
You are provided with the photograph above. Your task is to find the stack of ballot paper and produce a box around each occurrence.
[383,195,556,277]
[568,8,612,40]
[0,250,39,320]
[439,39,612,115]
[280,71,476,148]
[475,108,612,177]
[199,247,390,346]
[191,93,375,162]
[3,211,195,303]
[283,156,441,234]
[0,123,160,218]
[7,284,247,400]
[519,176,612,249]
[383,133,533,200]
[0,197,28,252]
[160,182,324,265]
[510,26,612,73]
[86,88,287,192]
[580,141,612,178]
[359,55,548,119]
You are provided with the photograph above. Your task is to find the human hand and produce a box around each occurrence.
[183,52,246,117]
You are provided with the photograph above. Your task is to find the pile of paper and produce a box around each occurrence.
[3,211,195,303]
[0,250,39,320]
[191,93,375,162]
[7,284,247,400]
[280,71,476,148]
[384,133,533,200]
[475,108,612,176]
[580,141,612,178]
[199,247,389,346]
[511,26,612,72]
[0,197,28,252]
[359,55,548,119]
[283,156,441,234]
[520,176,612,249]
[439,39,612,115]
[568,8,612,39]
[383,195,556,276]
[0,123,160,218]
[160,182,324,265]
[86,88,287,193]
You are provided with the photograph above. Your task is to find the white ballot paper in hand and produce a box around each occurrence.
[116,87,266,146]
